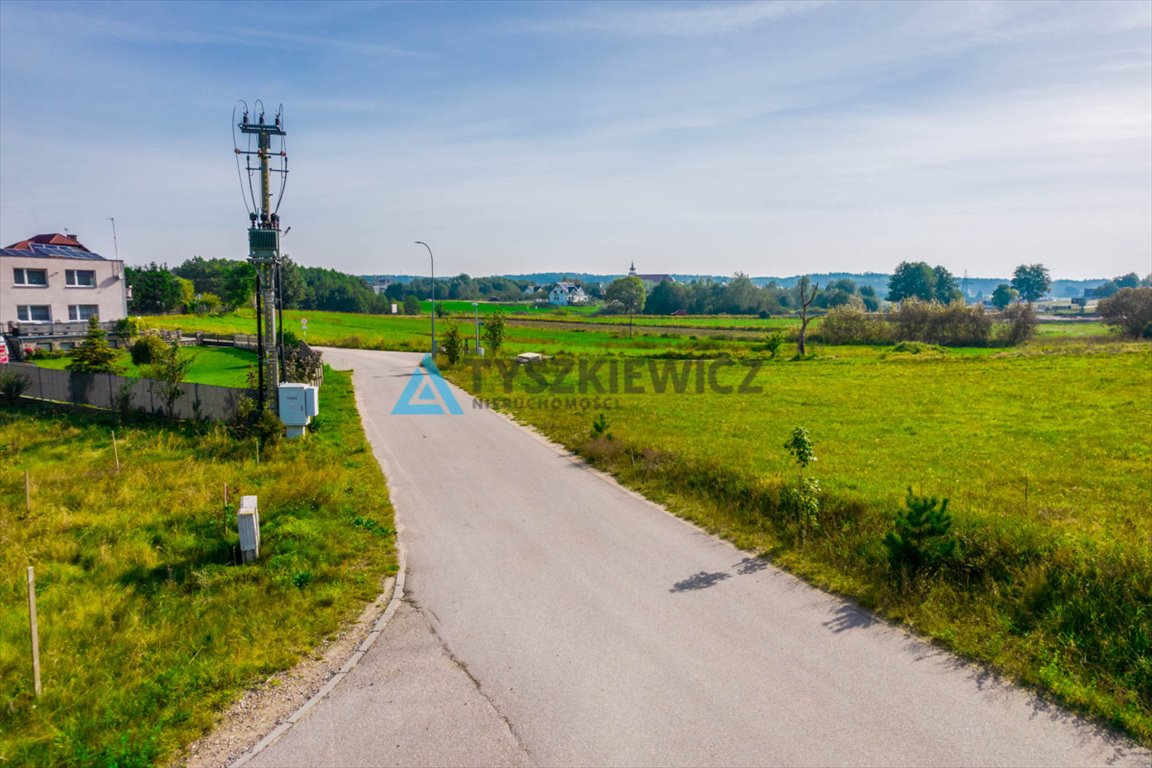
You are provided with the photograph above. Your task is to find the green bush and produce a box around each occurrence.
[0,370,31,405]
[130,334,169,366]
[996,303,1038,346]
[820,306,892,345]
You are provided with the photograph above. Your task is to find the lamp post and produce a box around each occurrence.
[414,241,435,354]
[472,301,481,354]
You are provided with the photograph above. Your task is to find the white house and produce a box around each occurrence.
[1,233,128,329]
[548,281,588,306]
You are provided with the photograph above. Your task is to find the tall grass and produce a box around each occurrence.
[0,368,396,766]
[447,343,1152,743]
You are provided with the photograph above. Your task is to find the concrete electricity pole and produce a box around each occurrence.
[235,101,288,412]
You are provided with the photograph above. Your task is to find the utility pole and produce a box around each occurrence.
[235,102,288,413]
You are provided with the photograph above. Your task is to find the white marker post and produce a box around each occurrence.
[27,566,41,697]
[301,317,308,342]
[238,496,261,564]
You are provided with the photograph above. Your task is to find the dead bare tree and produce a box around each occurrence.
[796,276,819,357]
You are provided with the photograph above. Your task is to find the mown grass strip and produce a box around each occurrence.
[29,346,257,388]
[0,367,396,767]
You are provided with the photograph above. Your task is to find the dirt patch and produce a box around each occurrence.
[175,576,397,768]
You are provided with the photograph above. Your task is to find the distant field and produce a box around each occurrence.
[141,310,774,358]
[141,309,1112,358]
[29,346,256,388]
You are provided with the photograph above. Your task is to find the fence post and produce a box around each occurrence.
[25,470,31,515]
[27,566,42,697]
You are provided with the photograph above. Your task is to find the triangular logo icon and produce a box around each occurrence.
[391,354,463,415]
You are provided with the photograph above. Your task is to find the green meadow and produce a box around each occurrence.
[0,369,397,767]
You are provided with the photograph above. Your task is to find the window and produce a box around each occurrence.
[13,268,48,286]
[66,269,96,287]
[17,305,51,322]
[68,305,99,321]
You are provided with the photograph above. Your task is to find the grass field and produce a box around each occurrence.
[29,346,257,388]
[0,368,397,767]
[140,310,1111,367]
[445,342,1152,743]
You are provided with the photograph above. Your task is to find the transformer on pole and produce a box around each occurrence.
[233,100,288,413]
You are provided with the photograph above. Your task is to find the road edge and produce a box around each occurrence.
[226,542,407,767]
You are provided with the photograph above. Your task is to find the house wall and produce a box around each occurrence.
[1,255,128,326]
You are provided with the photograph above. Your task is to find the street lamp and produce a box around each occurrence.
[472,301,481,355]
[414,241,435,354]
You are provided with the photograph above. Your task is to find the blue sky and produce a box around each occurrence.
[1,0,1149,280]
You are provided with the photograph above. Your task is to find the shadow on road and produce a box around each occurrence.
[670,571,731,592]
[822,603,878,633]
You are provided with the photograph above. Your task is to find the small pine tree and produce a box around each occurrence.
[68,316,123,374]
[883,488,956,577]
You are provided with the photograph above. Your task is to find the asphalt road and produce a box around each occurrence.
[252,348,1147,767]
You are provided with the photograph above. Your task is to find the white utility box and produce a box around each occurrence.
[238,495,260,564]
[279,383,319,438]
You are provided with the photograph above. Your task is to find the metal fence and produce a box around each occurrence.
[4,363,254,421]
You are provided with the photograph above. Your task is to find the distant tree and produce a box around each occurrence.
[1093,272,1141,300]
[605,276,646,336]
[68,316,123,374]
[1097,287,1152,339]
[991,283,1018,310]
[1115,272,1141,290]
[280,256,307,309]
[644,280,689,315]
[933,266,962,304]
[482,311,507,354]
[859,285,880,312]
[794,276,819,356]
[887,261,937,303]
[175,256,234,297]
[223,262,256,310]
[176,276,196,310]
[718,273,762,314]
[403,295,421,315]
[127,263,185,314]
[1011,264,1051,303]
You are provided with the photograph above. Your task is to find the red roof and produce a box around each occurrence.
[4,233,91,252]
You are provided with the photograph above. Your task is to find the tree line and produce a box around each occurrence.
[126,257,387,315]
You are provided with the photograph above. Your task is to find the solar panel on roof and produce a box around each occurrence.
[0,245,106,260]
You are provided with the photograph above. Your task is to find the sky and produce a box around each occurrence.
[1,1,1149,280]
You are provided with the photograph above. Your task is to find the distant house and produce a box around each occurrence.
[628,262,675,286]
[370,279,392,295]
[1,233,128,328]
[548,281,588,305]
